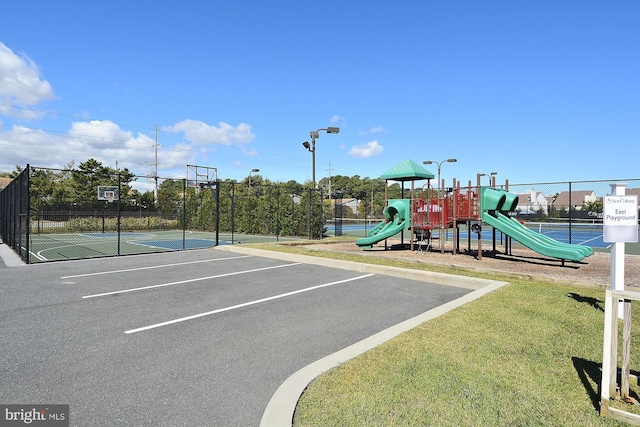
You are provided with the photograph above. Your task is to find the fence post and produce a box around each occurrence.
[23,165,31,263]
[231,183,235,244]
[117,173,121,255]
[308,188,312,240]
[182,179,187,251]
[215,181,220,246]
[568,181,572,244]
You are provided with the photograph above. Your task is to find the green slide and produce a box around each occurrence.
[481,211,594,262]
[356,199,410,248]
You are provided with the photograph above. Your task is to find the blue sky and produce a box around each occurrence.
[1,0,638,187]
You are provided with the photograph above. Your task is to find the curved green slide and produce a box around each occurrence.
[356,199,410,248]
[481,211,594,262]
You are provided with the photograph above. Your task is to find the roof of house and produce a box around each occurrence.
[516,190,547,201]
[0,177,12,191]
[553,190,596,206]
[625,187,640,197]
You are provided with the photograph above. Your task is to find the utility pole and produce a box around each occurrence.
[154,125,159,203]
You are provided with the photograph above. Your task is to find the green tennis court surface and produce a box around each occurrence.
[27,231,297,263]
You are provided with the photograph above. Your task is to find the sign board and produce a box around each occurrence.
[603,195,638,243]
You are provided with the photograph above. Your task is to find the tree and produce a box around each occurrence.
[583,200,603,212]
[157,179,184,214]
[70,159,133,209]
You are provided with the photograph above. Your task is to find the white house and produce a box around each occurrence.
[515,189,549,214]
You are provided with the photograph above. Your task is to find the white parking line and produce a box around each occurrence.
[125,274,375,334]
[82,262,301,299]
[62,255,252,279]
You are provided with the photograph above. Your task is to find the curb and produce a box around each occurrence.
[0,243,26,267]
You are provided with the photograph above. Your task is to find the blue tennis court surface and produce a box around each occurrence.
[456,229,607,249]
[328,222,609,249]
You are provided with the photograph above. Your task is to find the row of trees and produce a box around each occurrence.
[2,159,411,220]
[4,159,620,239]
[3,159,406,238]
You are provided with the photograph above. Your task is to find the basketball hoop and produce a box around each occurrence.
[98,186,119,202]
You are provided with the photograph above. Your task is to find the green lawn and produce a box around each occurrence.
[254,241,639,426]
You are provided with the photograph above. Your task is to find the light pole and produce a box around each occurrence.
[477,172,497,188]
[302,126,340,188]
[248,168,259,188]
[423,158,457,253]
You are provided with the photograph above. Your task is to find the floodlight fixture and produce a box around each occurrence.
[249,168,260,188]
[477,171,498,187]
[302,127,340,188]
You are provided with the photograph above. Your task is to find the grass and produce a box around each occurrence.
[250,239,639,426]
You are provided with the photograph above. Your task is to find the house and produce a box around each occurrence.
[328,197,359,215]
[515,189,549,214]
[625,187,640,199]
[0,177,12,191]
[552,190,597,211]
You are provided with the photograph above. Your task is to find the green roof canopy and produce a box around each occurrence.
[380,159,435,181]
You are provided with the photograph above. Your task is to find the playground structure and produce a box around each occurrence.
[356,160,594,263]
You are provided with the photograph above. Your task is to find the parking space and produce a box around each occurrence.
[0,248,478,426]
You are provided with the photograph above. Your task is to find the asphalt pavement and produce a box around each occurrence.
[0,244,505,426]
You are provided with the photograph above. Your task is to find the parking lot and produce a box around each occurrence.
[0,246,494,426]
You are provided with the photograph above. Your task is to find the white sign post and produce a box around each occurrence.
[600,185,639,418]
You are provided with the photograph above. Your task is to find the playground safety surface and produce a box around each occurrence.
[300,239,640,289]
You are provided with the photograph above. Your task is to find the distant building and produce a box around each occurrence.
[515,189,549,214]
[328,197,359,215]
[625,187,640,199]
[0,177,12,191]
[553,190,597,211]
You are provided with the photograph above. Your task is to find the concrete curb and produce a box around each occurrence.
[0,243,26,267]
[214,245,508,427]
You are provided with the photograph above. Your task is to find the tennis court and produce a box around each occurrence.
[27,230,298,263]
[457,222,609,249]
[326,220,622,251]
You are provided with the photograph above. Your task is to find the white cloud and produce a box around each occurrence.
[359,125,387,135]
[0,42,56,119]
[0,117,263,177]
[330,115,346,128]
[163,119,255,146]
[0,120,193,174]
[348,140,384,158]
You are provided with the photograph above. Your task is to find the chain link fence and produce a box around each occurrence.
[1,165,638,263]
[325,178,640,254]
[0,165,325,263]
[503,179,640,249]
[0,166,29,260]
